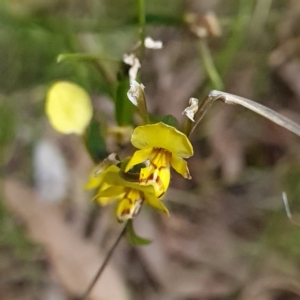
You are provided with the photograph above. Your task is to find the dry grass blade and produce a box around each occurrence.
[190,90,300,137]
[282,192,300,227]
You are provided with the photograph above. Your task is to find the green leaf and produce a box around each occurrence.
[115,64,134,126]
[126,219,151,246]
[84,118,108,163]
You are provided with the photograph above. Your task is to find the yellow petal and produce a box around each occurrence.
[46,81,92,135]
[171,155,191,179]
[104,165,157,194]
[145,194,169,216]
[97,185,125,199]
[95,185,125,206]
[131,122,193,158]
[85,168,105,190]
[140,164,170,198]
[85,155,120,190]
[116,189,144,222]
[125,148,152,172]
[95,196,115,206]
[85,176,102,190]
[115,199,133,222]
[157,166,171,195]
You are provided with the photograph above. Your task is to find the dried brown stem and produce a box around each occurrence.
[189,90,300,137]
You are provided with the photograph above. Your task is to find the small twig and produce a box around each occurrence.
[81,225,126,300]
[189,90,300,137]
[282,192,300,227]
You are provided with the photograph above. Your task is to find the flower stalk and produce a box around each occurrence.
[137,0,146,58]
[127,81,150,124]
[81,225,126,300]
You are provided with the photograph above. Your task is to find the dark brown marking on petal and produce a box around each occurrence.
[121,209,130,216]
[157,191,165,198]
[123,196,133,204]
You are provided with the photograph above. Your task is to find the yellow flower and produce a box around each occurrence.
[95,165,169,222]
[46,81,93,135]
[125,122,193,197]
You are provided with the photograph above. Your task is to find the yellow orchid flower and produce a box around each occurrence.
[125,122,193,197]
[94,165,169,222]
[46,81,93,135]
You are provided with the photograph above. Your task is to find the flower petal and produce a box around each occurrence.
[145,194,169,216]
[140,163,170,198]
[85,175,102,190]
[116,189,143,222]
[104,165,157,195]
[125,148,152,172]
[171,155,191,179]
[131,123,193,158]
[85,154,121,190]
[46,81,92,135]
[95,186,125,206]
[85,168,106,190]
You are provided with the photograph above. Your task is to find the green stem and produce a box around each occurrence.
[184,118,194,137]
[81,225,126,300]
[137,86,150,124]
[137,0,146,58]
[198,38,224,90]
